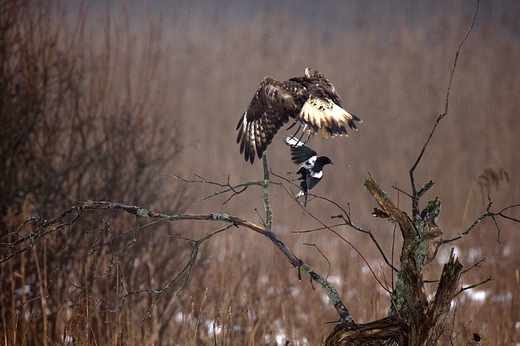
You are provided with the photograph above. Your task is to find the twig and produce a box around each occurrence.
[292,222,351,234]
[303,243,331,279]
[167,173,264,204]
[455,277,494,297]
[409,1,479,217]
[391,184,412,199]
[461,257,486,275]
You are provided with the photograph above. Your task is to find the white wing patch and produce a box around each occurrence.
[302,155,317,170]
[285,136,305,147]
[298,96,357,137]
[310,170,323,179]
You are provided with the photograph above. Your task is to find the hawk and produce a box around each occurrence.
[285,136,333,206]
[236,68,360,163]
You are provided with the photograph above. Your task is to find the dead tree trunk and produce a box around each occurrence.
[326,175,463,346]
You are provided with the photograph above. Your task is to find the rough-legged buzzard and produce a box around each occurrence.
[236,68,360,163]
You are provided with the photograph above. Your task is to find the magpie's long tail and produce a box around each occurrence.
[286,121,299,132]
[286,122,302,139]
[285,122,313,147]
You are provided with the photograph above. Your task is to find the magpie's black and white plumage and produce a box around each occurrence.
[236,68,361,163]
[285,137,333,206]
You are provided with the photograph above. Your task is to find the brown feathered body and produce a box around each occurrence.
[236,68,360,163]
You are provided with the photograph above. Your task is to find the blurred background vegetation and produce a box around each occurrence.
[1,0,519,344]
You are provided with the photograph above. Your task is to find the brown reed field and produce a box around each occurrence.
[1,0,520,344]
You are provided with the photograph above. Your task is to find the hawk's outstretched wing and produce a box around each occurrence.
[236,77,304,163]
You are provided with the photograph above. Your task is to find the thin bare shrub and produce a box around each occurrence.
[1,0,186,344]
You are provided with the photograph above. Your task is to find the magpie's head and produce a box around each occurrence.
[316,156,333,168]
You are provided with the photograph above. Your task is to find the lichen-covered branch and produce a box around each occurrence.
[364,175,428,328]
[262,152,274,229]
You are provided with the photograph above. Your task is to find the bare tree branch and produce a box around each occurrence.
[2,199,354,324]
[456,277,494,297]
[441,201,520,245]
[167,174,265,204]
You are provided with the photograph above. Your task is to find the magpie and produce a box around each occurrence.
[285,136,333,206]
[237,68,361,163]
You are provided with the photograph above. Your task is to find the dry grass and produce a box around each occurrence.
[1,0,520,345]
